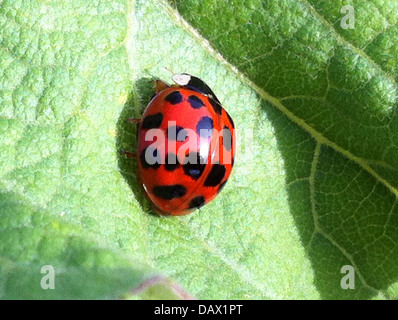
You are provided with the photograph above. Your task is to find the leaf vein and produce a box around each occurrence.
[301,0,398,86]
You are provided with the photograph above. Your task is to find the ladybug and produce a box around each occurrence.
[126,73,235,216]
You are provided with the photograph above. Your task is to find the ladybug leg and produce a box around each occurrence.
[154,80,169,93]
[127,118,141,124]
[120,150,137,158]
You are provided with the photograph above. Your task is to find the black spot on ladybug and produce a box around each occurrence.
[140,147,161,169]
[188,196,205,209]
[153,184,187,200]
[165,153,179,171]
[183,152,206,180]
[165,91,183,105]
[209,97,222,115]
[204,164,226,187]
[188,95,205,109]
[141,113,163,130]
[222,125,232,152]
[196,116,213,138]
[167,125,188,141]
[225,110,235,129]
[218,180,227,194]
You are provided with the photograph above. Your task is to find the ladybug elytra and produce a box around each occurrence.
[127,73,235,216]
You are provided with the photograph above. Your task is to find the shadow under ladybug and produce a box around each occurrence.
[116,77,160,217]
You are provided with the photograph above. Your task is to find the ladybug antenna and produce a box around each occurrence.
[164,66,176,75]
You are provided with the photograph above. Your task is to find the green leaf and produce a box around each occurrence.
[166,0,398,299]
[0,191,148,299]
[1,0,397,299]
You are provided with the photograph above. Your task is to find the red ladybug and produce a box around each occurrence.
[126,73,235,216]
